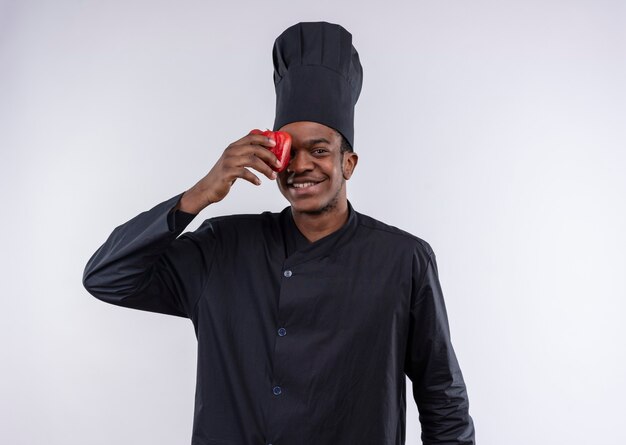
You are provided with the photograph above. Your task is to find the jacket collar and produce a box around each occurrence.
[280,200,359,266]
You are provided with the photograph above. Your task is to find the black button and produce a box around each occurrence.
[278,327,286,336]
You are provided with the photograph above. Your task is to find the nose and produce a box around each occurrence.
[286,150,313,174]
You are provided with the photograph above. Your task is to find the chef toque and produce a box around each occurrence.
[272,21,363,150]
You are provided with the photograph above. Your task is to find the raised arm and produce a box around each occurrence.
[82,192,213,317]
[82,130,282,318]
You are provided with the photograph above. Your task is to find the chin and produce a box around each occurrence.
[291,196,338,215]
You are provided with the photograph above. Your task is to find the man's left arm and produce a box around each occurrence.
[404,249,476,444]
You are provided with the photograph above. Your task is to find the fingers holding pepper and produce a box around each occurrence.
[177,129,291,213]
[249,129,292,173]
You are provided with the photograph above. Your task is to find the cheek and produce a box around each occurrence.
[337,161,347,178]
[276,176,288,192]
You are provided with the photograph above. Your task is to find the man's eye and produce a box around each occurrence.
[313,148,327,154]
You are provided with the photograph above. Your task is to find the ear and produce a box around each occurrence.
[342,152,358,180]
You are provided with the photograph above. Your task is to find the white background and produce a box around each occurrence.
[1,1,625,444]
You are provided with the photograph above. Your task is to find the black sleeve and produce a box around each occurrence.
[168,208,198,233]
[404,249,476,444]
[82,192,216,318]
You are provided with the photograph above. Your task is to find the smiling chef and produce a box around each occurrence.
[83,21,475,445]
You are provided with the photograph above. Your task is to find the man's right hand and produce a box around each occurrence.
[175,132,283,214]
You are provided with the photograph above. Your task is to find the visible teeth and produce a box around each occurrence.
[293,182,316,188]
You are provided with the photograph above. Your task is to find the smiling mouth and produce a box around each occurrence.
[292,182,319,189]
[288,179,325,189]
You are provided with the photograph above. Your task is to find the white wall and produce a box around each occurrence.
[1,1,625,444]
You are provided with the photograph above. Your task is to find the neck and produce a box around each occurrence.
[291,198,350,243]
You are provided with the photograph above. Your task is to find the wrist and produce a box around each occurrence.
[178,189,210,214]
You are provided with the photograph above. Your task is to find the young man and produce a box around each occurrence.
[83,22,475,444]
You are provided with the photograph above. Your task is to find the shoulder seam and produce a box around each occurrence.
[412,250,436,308]
[357,218,433,256]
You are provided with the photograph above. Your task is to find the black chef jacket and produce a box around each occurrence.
[82,192,475,445]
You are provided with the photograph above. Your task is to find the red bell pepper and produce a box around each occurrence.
[250,129,292,173]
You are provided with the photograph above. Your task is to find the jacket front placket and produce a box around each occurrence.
[264,205,359,443]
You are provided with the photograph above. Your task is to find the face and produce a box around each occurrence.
[276,121,358,215]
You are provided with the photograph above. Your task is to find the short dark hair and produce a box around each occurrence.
[334,130,353,154]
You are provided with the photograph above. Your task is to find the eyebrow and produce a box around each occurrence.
[303,138,331,147]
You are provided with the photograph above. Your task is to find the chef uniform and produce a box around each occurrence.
[83,21,475,445]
